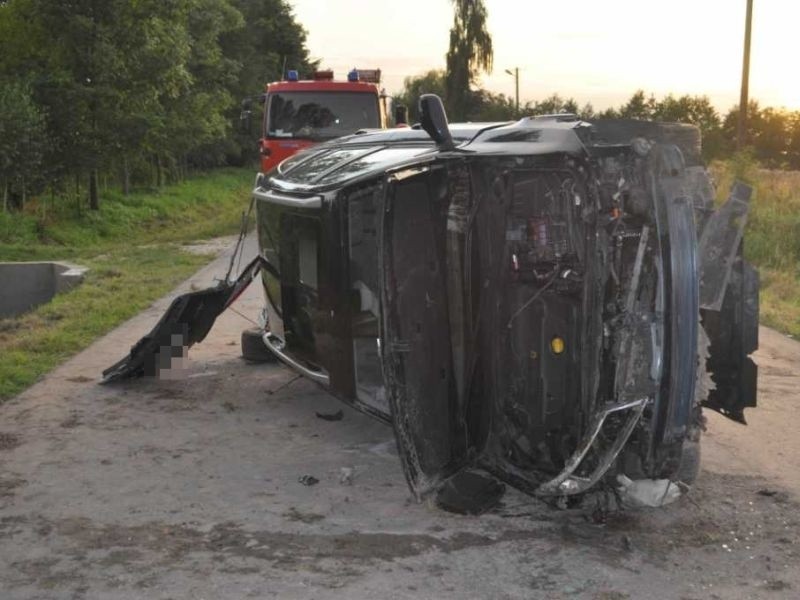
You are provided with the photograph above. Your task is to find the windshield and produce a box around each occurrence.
[267,92,380,141]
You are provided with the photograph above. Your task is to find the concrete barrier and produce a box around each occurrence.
[0,262,88,319]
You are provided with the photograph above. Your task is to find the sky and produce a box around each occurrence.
[288,0,799,112]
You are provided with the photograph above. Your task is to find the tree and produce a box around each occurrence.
[33,0,133,209]
[392,70,447,123]
[153,0,243,182]
[394,71,516,122]
[618,90,657,120]
[530,94,581,116]
[106,0,194,193]
[0,0,181,208]
[220,0,315,164]
[468,89,515,121]
[445,0,493,121]
[0,81,46,211]
[0,0,314,208]
[751,107,789,167]
[221,0,313,101]
[786,112,800,169]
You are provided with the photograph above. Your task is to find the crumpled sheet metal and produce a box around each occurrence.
[102,256,264,382]
[617,475,682,508]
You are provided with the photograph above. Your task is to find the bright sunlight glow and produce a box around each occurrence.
[290,0,799,112]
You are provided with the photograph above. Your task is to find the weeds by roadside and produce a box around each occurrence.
[0,168,253,256]
[711,156,800,337]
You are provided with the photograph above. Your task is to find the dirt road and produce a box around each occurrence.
[1,242,798,599]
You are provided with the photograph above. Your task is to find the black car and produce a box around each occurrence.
[106,95,759,506]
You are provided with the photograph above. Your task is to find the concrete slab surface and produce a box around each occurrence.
[0,262,87,319]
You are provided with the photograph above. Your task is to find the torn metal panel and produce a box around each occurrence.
[702,259,760,423]
[685,166,716,229]
[536,398,649,496]
[617,475,682,507]
[698,182,752,311]
[103,256,267,382]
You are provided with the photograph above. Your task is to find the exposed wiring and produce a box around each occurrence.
[228,305,259,327]
[506,271,559,329]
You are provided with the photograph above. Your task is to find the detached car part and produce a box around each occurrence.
[103,256,271,381]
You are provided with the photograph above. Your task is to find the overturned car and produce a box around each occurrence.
[106,95,759,505]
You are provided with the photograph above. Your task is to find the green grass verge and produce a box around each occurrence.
[0,168,253,257]
[711,158,800,338]
[0,168,254,401]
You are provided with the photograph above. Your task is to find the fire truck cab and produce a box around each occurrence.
[258,68,386,173]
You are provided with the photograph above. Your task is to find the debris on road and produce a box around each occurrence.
[621,534,634,552]
[284,507,325,523]
[298,475,319,486]
[339,467,355,485]
[435,471,505,515]
[617,475,682,508]
[0,432,21,451]
[316,409,344,422]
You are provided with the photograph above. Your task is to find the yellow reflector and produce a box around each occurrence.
[550,336,565,355]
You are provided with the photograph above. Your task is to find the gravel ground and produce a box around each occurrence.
[1,240,798,599]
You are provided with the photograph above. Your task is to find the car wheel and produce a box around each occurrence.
[241,328,277,363]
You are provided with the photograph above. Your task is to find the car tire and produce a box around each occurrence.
[241,328,277,363]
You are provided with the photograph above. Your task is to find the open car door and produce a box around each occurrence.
[379,165,470,499]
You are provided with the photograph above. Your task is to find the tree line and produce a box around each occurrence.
[394,69,800,167]
[3,0,797,215]
[0,0,313,211]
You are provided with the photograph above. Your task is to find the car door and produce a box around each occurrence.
[378,164,470,498]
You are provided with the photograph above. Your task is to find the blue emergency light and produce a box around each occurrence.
[287,70,299,81]
[347,69,359,82]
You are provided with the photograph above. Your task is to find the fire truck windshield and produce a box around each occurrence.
[267,92,380,141]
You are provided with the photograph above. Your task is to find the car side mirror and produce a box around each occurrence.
[419,94,454,150]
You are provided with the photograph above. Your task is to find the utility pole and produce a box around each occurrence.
[737,0,754,150]
[505,67,519,117]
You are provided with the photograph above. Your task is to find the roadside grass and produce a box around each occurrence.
[0,168,253,257]
[0,168,253,401]
[710,159,800,337]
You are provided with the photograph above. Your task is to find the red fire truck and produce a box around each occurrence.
[258,68,387,173]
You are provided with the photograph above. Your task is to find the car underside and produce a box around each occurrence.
[377,129,754,500]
